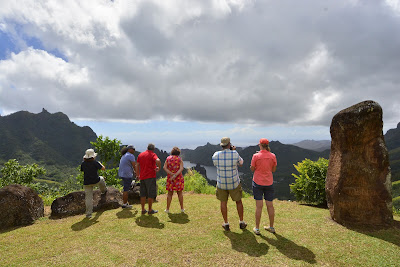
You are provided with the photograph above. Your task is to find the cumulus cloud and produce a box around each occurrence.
[0,0,399,127]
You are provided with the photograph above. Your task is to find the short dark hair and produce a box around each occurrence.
[147,143,155,150]
[171,147,181,156]
[222,143,231,149]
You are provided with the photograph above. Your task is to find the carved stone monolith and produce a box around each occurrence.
[326,100,393,227]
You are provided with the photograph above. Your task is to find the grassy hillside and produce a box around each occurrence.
[1,194,399,266]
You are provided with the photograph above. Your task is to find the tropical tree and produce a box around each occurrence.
[90,135,122,168]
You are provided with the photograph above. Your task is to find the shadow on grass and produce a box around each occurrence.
[261,233,317,264]
[135,214,165,229]
[343,218,400,247]
[116,208,138,219]
[71,211,104,231]
[167,212,190,224]
[224,229,269,257]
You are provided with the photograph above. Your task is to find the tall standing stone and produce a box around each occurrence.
[326,100,393,227]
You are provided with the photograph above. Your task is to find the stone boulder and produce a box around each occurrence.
[326,100,393,227]
[128,182,141,203]
[0,184,44,230]
[51,187,122,218]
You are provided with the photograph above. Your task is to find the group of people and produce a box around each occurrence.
[80,136,277,235]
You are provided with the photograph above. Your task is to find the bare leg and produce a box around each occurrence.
[123,191,129,204]
[266,200,275,227]
[220,201,228,223]
[236,200,244,222]
[140,197,146,211]
[255,200,264,229]
[177,191,184,210]
[148,197,154,211]
[166,191,173,210]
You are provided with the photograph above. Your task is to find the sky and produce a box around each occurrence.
[1,0,400,152]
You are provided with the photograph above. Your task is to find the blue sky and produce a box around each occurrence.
[1,1,400,152]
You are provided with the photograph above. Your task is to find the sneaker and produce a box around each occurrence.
[86,214,92,219]
[122,203,132,209]
[222,224,230,231]
[239,221,247,229]
[264,226,276,233]
[141,209,148,215]
[148,209,158,215]
[164,209,169,213]
[181,209,185,213]
[253,227,261,235]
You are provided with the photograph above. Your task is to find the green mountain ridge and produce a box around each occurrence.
[0,109,97,166]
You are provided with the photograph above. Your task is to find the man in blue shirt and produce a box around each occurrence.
[212,137,247,231]
[118,145,136,208]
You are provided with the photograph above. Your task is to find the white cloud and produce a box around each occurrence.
[0,0,399,130]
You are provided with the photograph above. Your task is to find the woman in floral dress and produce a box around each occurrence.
[163,147,184,213]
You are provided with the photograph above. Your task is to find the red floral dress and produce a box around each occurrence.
[166,155,184,191]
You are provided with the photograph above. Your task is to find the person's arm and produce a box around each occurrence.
[155,158,161,172]
[135,162,140,178]
[237,154,244,167]
[272,164,277,172]
[163,160,173,175]
[250,165,256,172]
[250,155,256,172]
[175,160,184,176]
[99,161,106,171]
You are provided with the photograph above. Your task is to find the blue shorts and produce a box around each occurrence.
[120,177,133,192]
[252,181,274,201]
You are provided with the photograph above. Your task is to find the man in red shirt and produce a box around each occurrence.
[136,143,161,214]
[250,138,277,235]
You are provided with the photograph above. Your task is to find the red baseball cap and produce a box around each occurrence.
[259,138,269,145]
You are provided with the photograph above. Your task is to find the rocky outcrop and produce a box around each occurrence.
[128,182,141,203]
[51,187,122,218]
[326,100,393,227]
[0,184,44,230]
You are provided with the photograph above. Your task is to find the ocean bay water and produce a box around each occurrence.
[182,161,243,181]
[183,161,218,180]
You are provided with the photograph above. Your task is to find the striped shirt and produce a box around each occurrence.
[212,149,244,190]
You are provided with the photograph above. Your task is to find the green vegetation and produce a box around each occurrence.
[0,159,46,187]
[290,158,329,206]
[90,135,122,168]
[157,169,251,197]
[1,195,399,266]
[157,169,217,195]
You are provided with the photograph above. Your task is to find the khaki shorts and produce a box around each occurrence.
[216,183,243,202]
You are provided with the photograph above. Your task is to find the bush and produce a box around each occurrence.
[157,169,250,197]
[392,180,400,198]
[290,158,329,206]
[0,159,46,187]
[157,169,216,195]
[393,196,400,214]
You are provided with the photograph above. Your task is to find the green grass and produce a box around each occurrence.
[1,194,399,266]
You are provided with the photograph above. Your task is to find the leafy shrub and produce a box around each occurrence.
[290,158,329,206]
[157,169,216,195]
[157,169,250,197]
[393,196,400,214]
[392,180,400,198]
[0,159,46,187]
